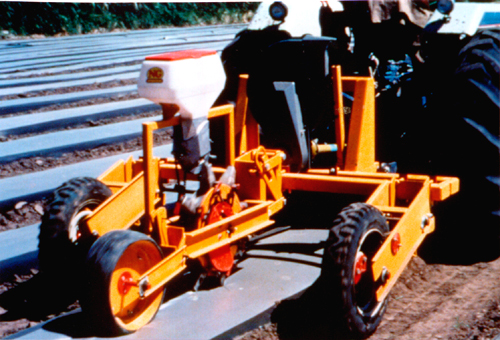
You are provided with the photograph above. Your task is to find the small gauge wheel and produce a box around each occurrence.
[321,203,389,338]
[81,230,164,335]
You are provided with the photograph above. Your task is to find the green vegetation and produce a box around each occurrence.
[0,2,258,36]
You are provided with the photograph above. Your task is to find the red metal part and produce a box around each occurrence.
[118,271,136,295]
[207,201,235,274]
[208,245,234,274]
[173,201,182,216]
[208,201,234,223]
[391,232,401,255]
[354,252,368,285]
[145,50,217,61]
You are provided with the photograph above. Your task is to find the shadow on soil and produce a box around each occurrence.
[270,278,356,340]
[0,272,79,324]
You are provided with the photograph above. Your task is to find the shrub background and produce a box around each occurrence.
[0,2,259,36]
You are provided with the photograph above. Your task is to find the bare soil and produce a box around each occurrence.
[236,256,500,340]
[0,78,138,102]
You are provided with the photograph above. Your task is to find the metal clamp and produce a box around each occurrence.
[420,213,434,231]
[138,276,150,298]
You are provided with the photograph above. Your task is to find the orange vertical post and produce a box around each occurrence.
[332,66,345,169]
[344,77,377,173]
[235,74,249,143]
[226,106,235,166]
[233,74,260,156]
[245,109,260,152]
[143,122,156,233]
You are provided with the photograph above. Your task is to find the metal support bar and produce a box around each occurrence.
[282,172,384,196]
[143,121,158,232]
[332,66,345,168]
[87,171,151,236]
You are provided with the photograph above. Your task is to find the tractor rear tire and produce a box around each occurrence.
[38,177,112,276]
[430,29,500,262]
[81,230,164,335]
[455,30,500,111]
[454,30,500,216]
[321,203,389,338]
[412,31,500,263]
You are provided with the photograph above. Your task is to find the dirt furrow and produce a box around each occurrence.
[374,258,478,339]
[0,79,137,102]
[397,260,500,340]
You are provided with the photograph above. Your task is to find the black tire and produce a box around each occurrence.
[81,230,164,335]
[454,30,499,173]
[452,29,499,176]
[456,30,500,111]
[38,177,112,275]
[422,30,500,263]
[321,203,389,338]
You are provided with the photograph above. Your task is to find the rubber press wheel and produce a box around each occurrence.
[38,177,112,275]
[81,230,164,335]
[321,203,389,338]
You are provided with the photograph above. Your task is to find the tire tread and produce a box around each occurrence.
[38,177,111,275]
[321,203,389,338]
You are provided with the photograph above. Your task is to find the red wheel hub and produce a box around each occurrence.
[354,252,368,285]
[207,201,235,274]
[118,271,136,295]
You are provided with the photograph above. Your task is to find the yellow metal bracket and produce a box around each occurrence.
[235,147,283,201]
[252,146,283,201]
[371,176,434,302]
